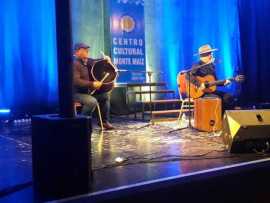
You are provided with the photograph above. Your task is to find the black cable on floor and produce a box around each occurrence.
[92,151,270,171]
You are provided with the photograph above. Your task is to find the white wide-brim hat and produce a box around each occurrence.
[194,44,218,56]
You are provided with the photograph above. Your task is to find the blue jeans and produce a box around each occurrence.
[74,92,110,122]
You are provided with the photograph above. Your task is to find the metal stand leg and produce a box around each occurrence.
[96,103,104,131]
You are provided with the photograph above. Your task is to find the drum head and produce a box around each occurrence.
[91,60,118,84]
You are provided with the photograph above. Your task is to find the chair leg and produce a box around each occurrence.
[134,104,137,119]
[142,103,145,120]
[177,100,185,121]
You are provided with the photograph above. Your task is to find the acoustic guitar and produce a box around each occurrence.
[178,73,244,99]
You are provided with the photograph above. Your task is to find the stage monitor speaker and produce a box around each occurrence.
[222,110,270,153]
[32,114,91,200]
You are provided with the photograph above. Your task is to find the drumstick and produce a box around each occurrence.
[90,72,110,95]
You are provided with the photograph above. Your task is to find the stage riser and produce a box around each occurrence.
[111,86,179,115]
[67,160,270,203]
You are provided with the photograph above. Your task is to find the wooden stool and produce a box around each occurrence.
[194,97,222,132]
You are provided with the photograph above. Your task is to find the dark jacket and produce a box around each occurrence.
[73,57,97,94]
[188,61,225,87]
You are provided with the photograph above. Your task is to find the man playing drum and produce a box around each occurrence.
[73,42,115,130]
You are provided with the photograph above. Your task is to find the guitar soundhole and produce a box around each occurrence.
[205,81,209,88]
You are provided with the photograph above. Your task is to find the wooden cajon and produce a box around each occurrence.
[194,97,222,132]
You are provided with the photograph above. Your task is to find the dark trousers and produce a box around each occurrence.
[74,92,110,122]
[203,90,234,113]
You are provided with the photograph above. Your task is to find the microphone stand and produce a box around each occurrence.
[135,70,158,130]
[169,61,213,133]
[147,71,153,120]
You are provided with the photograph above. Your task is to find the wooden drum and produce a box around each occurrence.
[194,97,222,132]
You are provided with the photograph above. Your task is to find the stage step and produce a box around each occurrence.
[127,90,175,95]
[150,117,179,123]
[146,109,193,116]
[142,99,181,104]
[126,82,166,87]
[138,99,194,120]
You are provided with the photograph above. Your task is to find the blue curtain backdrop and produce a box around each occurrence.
[238,0,270,104]
[71,0,105,58]
[1,0,269,113]
[0,0,58,112]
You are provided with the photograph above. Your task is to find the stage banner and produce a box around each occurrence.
[108,0,146,83]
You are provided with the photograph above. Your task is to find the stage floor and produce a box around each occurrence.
[0,116,270,202]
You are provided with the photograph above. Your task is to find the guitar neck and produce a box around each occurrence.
[209,80,227,87]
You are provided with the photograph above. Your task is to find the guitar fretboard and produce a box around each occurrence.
[208,80,226,87]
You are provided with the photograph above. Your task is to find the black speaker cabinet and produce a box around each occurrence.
[31,114,91,200]
[222,110,270,153]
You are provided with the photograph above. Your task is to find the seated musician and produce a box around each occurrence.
[73,42,114,130]
[189,44,234,111]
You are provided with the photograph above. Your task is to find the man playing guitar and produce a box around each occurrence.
[188,44,235,112]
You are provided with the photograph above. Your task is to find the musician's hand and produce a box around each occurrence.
[198,83,206,91]
[224,79,231,86]
[93,81,102,89]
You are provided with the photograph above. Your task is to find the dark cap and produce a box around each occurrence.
[74,43,90,51]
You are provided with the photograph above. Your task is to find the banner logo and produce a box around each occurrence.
[120,16,135,32]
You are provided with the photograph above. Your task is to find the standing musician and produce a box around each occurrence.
[73,42,115,130]
[189,44,234,111]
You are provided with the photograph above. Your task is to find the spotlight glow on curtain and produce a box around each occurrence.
[0,0,58,111]
[0,0,242,112]
[145,0,241,94]
[71,0,105,58]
